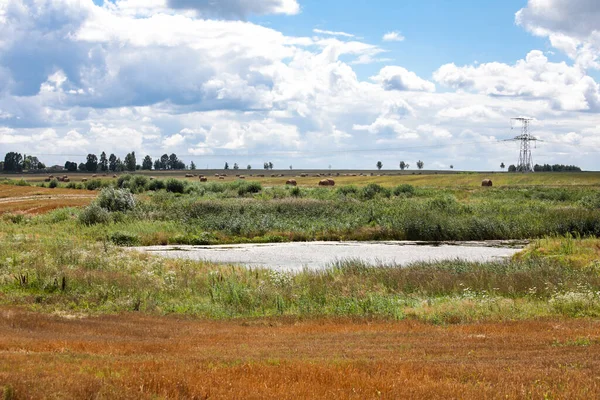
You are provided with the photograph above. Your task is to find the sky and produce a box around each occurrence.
[0,0,599,170]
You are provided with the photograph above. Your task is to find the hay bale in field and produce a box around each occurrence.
[113,175,117,178]
[319,179,332,186]
[219,176,225,180]
[48,175,54,179]
[482,179,493,187]
[82,178,88,182]
[215,174,220,177]
[63,178,70,183]
[199,176,208,182]
[239,175,246,179]
[92,174,97,178]
[300,173,308,178]
[185,174,193,178]
[327,179,335,186]
[44,178,51,182]
[286,179,297,186]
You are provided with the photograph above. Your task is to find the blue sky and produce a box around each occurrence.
[1,0,599,170]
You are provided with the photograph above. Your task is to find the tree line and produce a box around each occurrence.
[506,164,582,172]
[2,151,189,173]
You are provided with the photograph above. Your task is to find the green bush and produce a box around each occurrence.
[393,184,415,196]
[361,183,390,200]
[237,181,262,196]
[97,187,136,212]
[166,179,186,194]
[148,179,166,191]
[85,179,103,191]
[117,174,132,189]
[78,203,110,225]
[337,185,359,196]
[580,192,600,209]
[109,231,140,246]
[48,179,58,189]
[290,186,302,197]
[130,175,149,193]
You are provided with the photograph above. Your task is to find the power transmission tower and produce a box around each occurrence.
[505,118,539,172]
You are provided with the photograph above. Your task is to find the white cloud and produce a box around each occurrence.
[372,66,436,92]
[433,50,600,111]
[313,29,355,38]
[162,133,186,148]
[382,31,405,42]
[516,0,600,69]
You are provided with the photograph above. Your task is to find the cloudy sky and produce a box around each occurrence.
[0,0,599,170]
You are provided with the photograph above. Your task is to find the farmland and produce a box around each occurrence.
[1,171,600,398]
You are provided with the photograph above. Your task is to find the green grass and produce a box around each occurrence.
[1,232,599,322]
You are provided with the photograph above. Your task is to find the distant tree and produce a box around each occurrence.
[64,161,78,172]
[108,154,117,172]
[78,162,86,172]
[124,152,136,172]
[416,160,424,170]
[190,161,196,170]
[23,155,42,170]
[142,155,153,170]
[233,163,239,170]
[247,164,252,170]
[168,153,185,170]
[37,162,46,169]
[268,162,274,170]
[99,152,108,172]
[263,162,269,170]
[376,161,383,170]
[289,165,293,170]
[153,159,161,171]
[85,154,98,172]
[3,152,23,172]
[450,165,454,169]
[405,163,410,169]
[508,164,517,173]
[500,162,505,171]
[160,154,169,170]
[399,161,406,170]
[224,162,229,170]
[115,158,125,172]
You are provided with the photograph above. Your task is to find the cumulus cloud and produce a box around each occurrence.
[433,50,600,111]
[516,0,600,68]
[382,31,405,42]
[0,0,599,170]
[372,66,436,92]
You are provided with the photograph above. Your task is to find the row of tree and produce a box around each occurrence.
[3,152,46,172]
[375,161,425,171]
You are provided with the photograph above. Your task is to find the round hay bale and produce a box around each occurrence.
[113,175,117,178]
[239,176,246,179]
[327,179,335,186]
[185,174,193,178]
[92,174,97,178]
[482,179,493,187]
[318,179,331,186]
[219,176,225,180]
[82,178,88,182]
[286,179,297,186]
[200,177,208,182]
[63,178,70,183]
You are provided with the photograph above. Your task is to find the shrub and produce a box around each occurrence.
[48,179,58,189]
[109,231,140,246]
[238,181,262,196]
[393,184,415,197]
[14,179,29,186]
[85,179,103,191]
[361,183,390,200]
[117,174,133,189]
[78,203,110,225]
[130,175,149,193]
[290,186,302,197]
[148,179,166,191]
[580,193,600,209]
[166,179,186,194]
[337,185,359,196]
[66,182,77,189]
[97,187,136,212]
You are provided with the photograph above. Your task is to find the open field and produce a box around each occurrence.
[4,170,600,187]
[1,309,600,399]
[0,185,95,215]
[1,173,600,398]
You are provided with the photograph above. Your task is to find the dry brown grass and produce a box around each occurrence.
[1,308,599,399]
[0,184,94,215]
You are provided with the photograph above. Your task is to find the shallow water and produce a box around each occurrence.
[132,241,524,272]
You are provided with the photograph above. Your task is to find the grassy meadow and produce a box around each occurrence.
[1,172,600,398]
